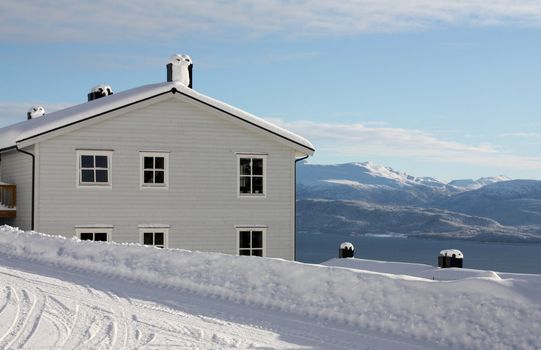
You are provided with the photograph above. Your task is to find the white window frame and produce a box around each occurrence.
[76,150,113,188]
[138,227,169,248]
[75,227,113,242]
[139,152,169,189]
[237,154,267,198]
[237,227,266,257]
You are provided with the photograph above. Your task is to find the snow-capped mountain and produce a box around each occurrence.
[298,161,449,189]
[297,162,458,206]
[448,175,511,191]
[432,180,541,226]
[297,161,541,242]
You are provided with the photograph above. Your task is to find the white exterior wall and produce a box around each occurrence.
[36,96,296,259]
[0,148,33,230]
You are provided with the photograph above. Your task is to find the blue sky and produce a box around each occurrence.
[1,1,541,181]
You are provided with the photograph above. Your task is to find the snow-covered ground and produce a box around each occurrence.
[0,226,540,349]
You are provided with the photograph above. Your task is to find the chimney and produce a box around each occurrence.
[88,85,113,101]
[27,105,45,120]
[167,54,192,88]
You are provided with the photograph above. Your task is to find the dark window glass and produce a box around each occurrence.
[239,250,250,256]
[95,156,108,168]
[155,171,164,184]
[95,170,108,182]
[80,232,93,241]
[94,232,107,241]
[144,171,154,183]
[81,155,94,168]
[155,157,164,169]
[252,249,263,257]
[239,158,251,175]
[155,232,164,246]
[252,158,263,175]
[240,176,251,193]
[252,177,263,194]
[144,157,153,169]
[81,170,94,182]
[239,231,251,248]
[252,231,263,248]
[144,232,153,245]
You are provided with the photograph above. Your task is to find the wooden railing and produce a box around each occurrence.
[0,184,16,218]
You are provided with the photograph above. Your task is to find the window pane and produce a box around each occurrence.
[252,249,263,257]
[144,232,153,245]
[239,176,251,193]
[252,177,263,194]
[81,169,94,182]
[252,158,263,175]
[144,171,154,183]
[239,231,251,248]
[94,232,107,241]
[144,157,154,169]
[95,170,108,182]
[155,157,165,169]
[80,232,93,241]
[154,232,164,246]
[239,158,251,175]
[95,156,108,168]
[155,171,165,184]
[252,231,263,248]
[81,155,94,168]
[239,250,250,256]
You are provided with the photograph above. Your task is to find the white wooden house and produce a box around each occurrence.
[0,55,314,260]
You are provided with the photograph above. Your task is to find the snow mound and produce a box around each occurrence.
[1,226,540,349]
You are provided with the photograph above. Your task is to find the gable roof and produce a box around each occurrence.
[0,81,314,155]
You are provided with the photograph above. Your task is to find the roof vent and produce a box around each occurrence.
[167,54,192,88]
[88,84,113,101]
[27,105,45,120]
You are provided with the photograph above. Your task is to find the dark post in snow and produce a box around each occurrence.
[339,242,354,258]
[438,249,463,268]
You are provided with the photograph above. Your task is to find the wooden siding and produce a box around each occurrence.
[37,96,296,259]
[0,148,33,229]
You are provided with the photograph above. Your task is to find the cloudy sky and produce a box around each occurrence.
[1,0,541,181]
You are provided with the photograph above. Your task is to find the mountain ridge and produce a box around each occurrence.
[297,161,541,242]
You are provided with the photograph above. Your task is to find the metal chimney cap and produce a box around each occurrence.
[168,54,192,65]
[439,249,463,259]
[89,84,113,96]
[340,242,354,250]
[27,105,45,119]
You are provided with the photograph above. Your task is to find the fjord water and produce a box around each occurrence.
[297,232,541,274]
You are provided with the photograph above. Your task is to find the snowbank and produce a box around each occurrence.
[1,226,539,350]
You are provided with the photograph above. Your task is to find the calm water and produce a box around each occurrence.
[297,232,541,274]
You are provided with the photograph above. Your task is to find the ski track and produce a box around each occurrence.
[0,257,449,350]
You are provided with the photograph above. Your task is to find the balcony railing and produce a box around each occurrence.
[0,183,16,218]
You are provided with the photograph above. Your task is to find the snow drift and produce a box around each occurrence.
[0,226,540,350]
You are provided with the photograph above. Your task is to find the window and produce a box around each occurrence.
[75,227,112,242]
[238,155,266,196]
[140,152,169,188]
[139,227,169,248]
[238,228,265,257]
[77,150,112,187]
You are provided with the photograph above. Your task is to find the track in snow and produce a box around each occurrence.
[0,256,449,350]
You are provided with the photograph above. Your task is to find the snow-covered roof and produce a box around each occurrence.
[0,81,314,154]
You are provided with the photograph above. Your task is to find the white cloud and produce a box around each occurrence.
[500,132,541,138]
[269,118,541,170]
[2,1,541,42]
